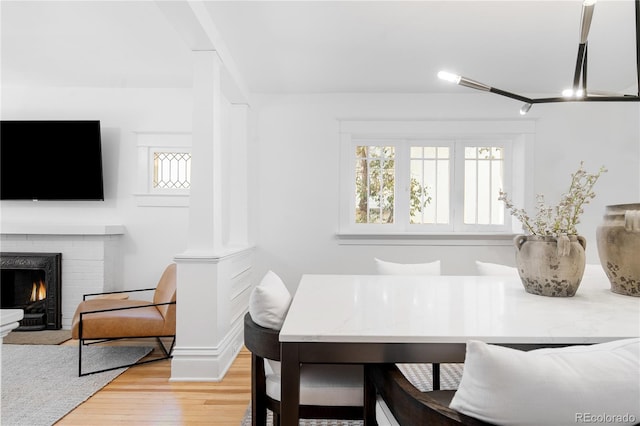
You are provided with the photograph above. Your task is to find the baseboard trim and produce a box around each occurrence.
[169,321,244,382]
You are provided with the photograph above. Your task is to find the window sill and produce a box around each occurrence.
[134,193,189,207]
[335,232,518,246]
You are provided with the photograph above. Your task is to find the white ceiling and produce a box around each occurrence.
[1,0,637,96]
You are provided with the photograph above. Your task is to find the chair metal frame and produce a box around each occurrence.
[77,288,176,377]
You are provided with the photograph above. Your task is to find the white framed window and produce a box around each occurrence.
[339,121,534,241]
[134,132,191,207]
[457,142,510,232]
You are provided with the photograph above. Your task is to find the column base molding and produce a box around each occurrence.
[169,320,244,382]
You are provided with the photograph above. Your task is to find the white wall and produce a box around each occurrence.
[1,86,192,291]
[2,87,638,296]
[251,92,640,290]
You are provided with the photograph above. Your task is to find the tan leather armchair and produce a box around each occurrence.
[71,263,177,376]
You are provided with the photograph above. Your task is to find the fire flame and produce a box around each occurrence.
[30,279,46,302]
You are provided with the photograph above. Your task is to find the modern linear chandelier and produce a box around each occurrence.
[438,0,640,114]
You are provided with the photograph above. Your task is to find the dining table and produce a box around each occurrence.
[278,273,640,426]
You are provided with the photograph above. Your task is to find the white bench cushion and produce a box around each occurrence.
[450,338,640,426]
[265,362,364,407]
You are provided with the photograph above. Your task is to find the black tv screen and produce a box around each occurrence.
[0,120,104,201]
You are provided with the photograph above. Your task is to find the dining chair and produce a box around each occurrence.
[367,363,493,426]
[244,313,376,426]
[373,257,446,390]
[71,263,176,376]
[374,258,441,275]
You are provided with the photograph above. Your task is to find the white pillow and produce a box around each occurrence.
[475,260,518,276]
[450,339,640,426]
[374,258,441,275]
[248,270,292,330]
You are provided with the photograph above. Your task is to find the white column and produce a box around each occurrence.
[172,51,225,381]
[170,51,253,381]
[186,50,223,254]
[154,1,256,382]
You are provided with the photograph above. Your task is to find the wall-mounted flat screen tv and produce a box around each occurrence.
[0,120,104,201]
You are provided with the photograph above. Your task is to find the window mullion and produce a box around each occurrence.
[475,155,480,225]
[452,141,464,231]
[395,141,410,230]
[502,142,514,231]
[489,156,494,223]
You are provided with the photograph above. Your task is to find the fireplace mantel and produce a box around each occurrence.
[0,223,124,236]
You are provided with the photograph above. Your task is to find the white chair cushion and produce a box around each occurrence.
[248,270,291,330]
[450,339,640,426]
[375,258,441,275]
[475,260,518,276]
[265,363,364,407]
[375,395,401,426]
[264,358,282,378]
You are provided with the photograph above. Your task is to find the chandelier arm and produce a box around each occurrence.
[573,43,587,91]
[582,45,588,94]
[488,87,533,103]
[532,96,640,104]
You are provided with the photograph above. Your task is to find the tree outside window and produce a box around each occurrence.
[355,145,431,224]
[352,143,506,230]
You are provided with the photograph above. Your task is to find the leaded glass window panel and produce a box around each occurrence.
[153,151,191,189]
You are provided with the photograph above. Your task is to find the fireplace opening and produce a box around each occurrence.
[0,252,62,330]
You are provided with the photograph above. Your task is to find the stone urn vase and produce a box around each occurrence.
[596,203,640,296]
[514,234,586,297]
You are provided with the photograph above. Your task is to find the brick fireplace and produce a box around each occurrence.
[0,224,124,329]
[0,252,62,330]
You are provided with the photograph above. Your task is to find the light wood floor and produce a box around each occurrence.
[56,339,251,425]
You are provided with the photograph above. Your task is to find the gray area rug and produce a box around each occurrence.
[3,329,72,345]
[1,344,152,426]
[239,363,463,425]
[240,406,364,426]
[397,362,463,391]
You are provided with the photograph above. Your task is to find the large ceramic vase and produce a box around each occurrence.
[514,234,586,297]
[596,203,640,296]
